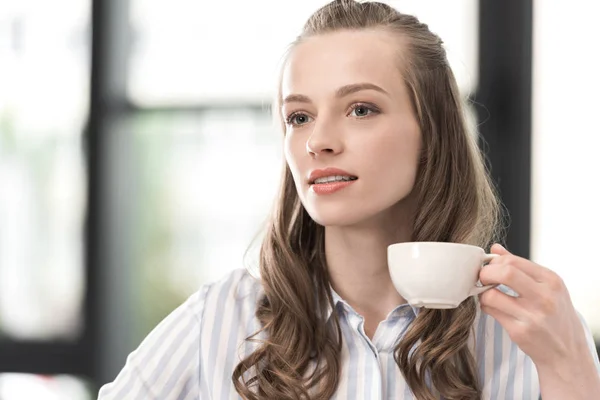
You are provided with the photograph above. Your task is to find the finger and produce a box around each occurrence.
[479,261,537,299]
[490,243,510,256]
[479,299,515,328]
[478,286,526,321]
[487,243,512,265]
[489,243,552,283]
[479,300,527,345]
[508,256,554,283]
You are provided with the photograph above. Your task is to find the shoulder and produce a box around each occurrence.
[182,267,264,349]
[167,267,263,330]
[198,267,264,348]
[98,267,262,399]
[201,267,263,314]
[197,268,265,397]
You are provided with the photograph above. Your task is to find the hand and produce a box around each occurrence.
[478,244,591,370]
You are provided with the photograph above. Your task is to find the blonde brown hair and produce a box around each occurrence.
[232,1,502,399]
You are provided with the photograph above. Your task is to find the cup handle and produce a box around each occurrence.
[482,253,499,264]
[469,253,499,296]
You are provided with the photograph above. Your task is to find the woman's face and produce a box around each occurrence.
[282,29,421,228]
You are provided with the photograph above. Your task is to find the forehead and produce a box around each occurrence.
[281,29,407,98]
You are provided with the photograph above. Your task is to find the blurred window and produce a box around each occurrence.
[0,374,92,400]
[0,0,89,341]
[127,0,479,106]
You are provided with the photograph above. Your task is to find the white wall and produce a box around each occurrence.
[531,0,600,335]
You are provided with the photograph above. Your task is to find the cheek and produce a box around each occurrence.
[283,136,292,165]
[366,127,421,183]
[283,134,305,183]
[283,134,298,167]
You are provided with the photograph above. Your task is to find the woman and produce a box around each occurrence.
[98,1,600,399]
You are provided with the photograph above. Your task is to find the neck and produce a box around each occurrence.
[325,208,413,321]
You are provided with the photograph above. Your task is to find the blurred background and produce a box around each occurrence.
[0,0,598,398]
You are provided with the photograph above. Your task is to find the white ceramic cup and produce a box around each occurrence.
[387,241,498,309]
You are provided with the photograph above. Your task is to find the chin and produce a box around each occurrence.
[304,203,373,227]
[301,190,415,229]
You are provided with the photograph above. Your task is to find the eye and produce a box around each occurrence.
[286,112,313,127]
[348,103,379,118]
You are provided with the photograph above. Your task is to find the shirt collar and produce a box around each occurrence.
[323,284,420,322]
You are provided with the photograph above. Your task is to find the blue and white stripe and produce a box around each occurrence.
[98,268,598,399]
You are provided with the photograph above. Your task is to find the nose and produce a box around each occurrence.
[306,121,343,157]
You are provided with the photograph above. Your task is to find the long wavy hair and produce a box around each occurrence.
[232,1,502,399]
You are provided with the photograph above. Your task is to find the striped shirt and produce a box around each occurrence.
[98,268,600,399]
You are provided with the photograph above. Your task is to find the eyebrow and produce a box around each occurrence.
[282,82,389,105]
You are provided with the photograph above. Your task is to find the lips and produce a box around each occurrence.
[307,167,358,184]
[310,179,357,195]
